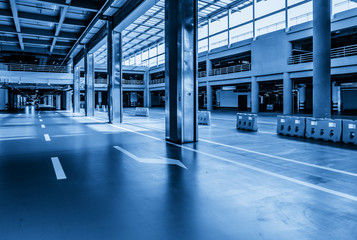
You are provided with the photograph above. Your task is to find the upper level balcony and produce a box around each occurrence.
[0,63,70,73]
[288,44,357,64]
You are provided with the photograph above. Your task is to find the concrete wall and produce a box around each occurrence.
[0,89,8,110]
[251,30,290,76]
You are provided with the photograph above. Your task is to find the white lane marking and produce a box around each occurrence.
[200,139,357,177]
[0,137,35,141]
[44,134,51,141]
[259,131,276,135]
[41,124,46,129]
[40,119,43,122]
[113,146,187,169]
[51,157,67,180]
[38,116,41,118]
[84,116,357,202]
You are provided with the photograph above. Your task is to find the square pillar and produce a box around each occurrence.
[73,65,80,113]
[251,76,259,113]
[313,0,331,118]
[165,0,198,144]
[144,70,150,108]
[283,72,292,115]
[85,48,95,117]
[207,81,213,111]
[107,19,123,124]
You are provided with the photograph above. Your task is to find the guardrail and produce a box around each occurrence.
[94,79,144,85]
[3,63,70,73]
[288,44,357,64]
[209,63,251,76]
[150,78,165,85]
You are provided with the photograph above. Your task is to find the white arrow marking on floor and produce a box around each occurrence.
[113,146,187,169]
[41,124,46,129]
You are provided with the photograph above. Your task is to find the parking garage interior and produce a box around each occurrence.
[1,0,357,239]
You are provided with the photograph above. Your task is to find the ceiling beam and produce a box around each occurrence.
[0,9,87,27]
[0,24,78,40]
[0,36,73,47]
[50,0,71,53]
[21,0,100,12]
[9,0,24,50]
[0,43,68,56]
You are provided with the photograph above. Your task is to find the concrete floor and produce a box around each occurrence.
[1,108,357,240]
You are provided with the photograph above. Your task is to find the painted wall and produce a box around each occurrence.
[219,90,251,108]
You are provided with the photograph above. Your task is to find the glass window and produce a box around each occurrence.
[142,49,148,60]
[256,11,285,36]
[333,0,357,15]
[198,39,208,53]
[209,31,228,50]
[129,56,135,65]
[158,54,165,65]
[158,43,164,54]
[149,57,157,67]
[230,23,253,44]
[124,59,129,66]
[135,53,141,66]
[230,5,253,28]
[198,23,208,40]
[149,46,157,58]
[255,0,285,18]
[209,15,228,35]
[288,1,313,27]
[288,0,307,6]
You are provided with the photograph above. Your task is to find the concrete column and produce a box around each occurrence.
[73,65,80,113]
[66,91,72,111]
[48,95,53,107]
[207,81,213,111]
[144,70,150,107]
[107,19,123,123]
[85,48,95,117]
[56,94,61,110]
[313,0,331,118]
[283,72,292,115]
[165,0,198,144]
[206,55,212,76]
[251,76,259,113]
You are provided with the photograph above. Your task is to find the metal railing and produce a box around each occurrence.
[123,79,144,85]
[209,63,251,76]
[4,63,70,73]
[94,79,144,85]
[150,78,165,85]
[288,44,357,64]
[198,71,207,78]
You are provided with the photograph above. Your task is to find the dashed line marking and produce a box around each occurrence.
[44,134,51,141]
[51,157,66,180]
[41,124,46,129]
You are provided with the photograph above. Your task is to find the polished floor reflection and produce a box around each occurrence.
[0,108,357,240]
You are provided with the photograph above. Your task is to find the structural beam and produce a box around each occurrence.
[50,0,71,53]
[165,0,198,144]
[107,20,123,124]
[85,49,95,117]
[313,0,331,118]
[9,0,24,50]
